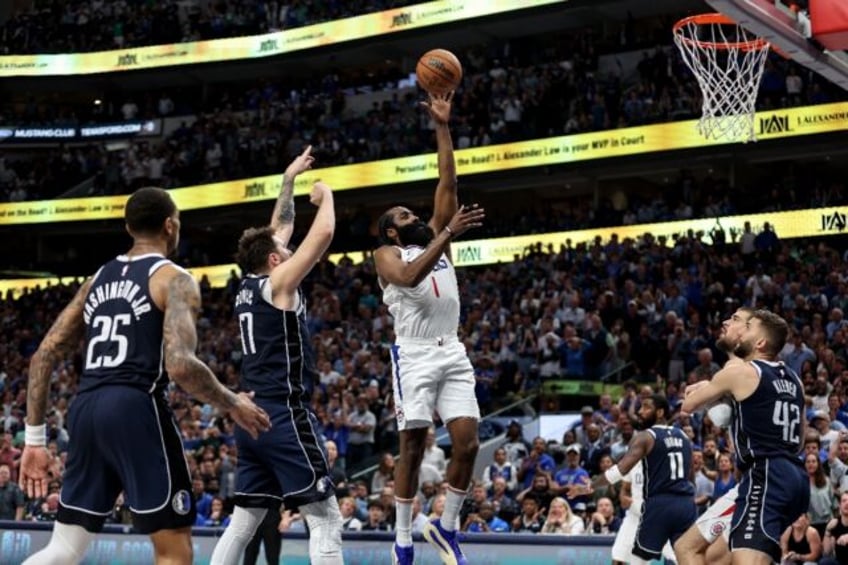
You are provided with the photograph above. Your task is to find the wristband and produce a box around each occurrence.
[604,464,623,485]
[444,226,454,237]
[25,423,47,447]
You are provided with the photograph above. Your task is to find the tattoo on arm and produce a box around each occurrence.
[163,273,237,412]
[27,280,91,426]
[272,173,296,228]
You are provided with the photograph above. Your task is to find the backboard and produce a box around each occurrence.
[705,0,848,90]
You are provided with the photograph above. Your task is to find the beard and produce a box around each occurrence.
[733,340,754,359]
[396,221,435,247]
[634,412,656,430]
[716,333,736,353]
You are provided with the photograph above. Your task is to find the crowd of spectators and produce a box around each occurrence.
[0,0,418,55]
[3,16,846,204]
[2,209,848,540]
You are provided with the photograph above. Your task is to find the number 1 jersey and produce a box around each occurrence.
[380,246,460,339]
[79,254,171,395]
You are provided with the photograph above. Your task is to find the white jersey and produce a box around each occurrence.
[381,246,460,339]
[623,461,645,518]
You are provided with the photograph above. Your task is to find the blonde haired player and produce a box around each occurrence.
[374,91,485,565]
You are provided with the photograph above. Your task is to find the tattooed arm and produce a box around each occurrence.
[163,270,270,437]
[21,279,91,498]
[163,271,239,410]
[271,145,314,246]
[26,278,92,428]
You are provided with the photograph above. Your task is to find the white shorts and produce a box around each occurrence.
[696,486,738,544]
[611,513,676,563]
[390,335,480,431]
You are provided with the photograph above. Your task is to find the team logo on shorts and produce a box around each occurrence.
[710,520,726,537]
[172,490,192,515]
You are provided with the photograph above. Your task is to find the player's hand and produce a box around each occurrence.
[420,91,454,125]
[310,182,332,206]
[229,391,272,439]
[284,145,315,178]
[445,204,485,238]
[684,380,709,398]
[19,445,51,499]
[838,533,848,546]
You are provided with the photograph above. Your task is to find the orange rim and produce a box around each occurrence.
[673,13,770,52]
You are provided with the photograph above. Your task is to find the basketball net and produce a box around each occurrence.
[673,14,770,143]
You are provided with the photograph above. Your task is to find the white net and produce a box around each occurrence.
[673,15,770,143]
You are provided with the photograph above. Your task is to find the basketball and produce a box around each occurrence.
[707,400,732,428]
[416,49,463,95]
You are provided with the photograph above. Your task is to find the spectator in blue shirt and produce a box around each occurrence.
[781,332,817,376]
[712,453,737,501]
[196,496,230,527]
[554,444,590,510]
[560,335,590,377]
[464,500,510,533]
[192,477,213,520]
[517,437,556,489]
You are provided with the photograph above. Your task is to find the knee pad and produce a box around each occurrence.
[301,498,344,565]
[210,506,269,565]
[22,522,95,565]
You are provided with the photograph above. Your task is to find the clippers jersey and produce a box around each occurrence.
[731,359,805,470]
[624,461,645,518]
[79,254,171,395]
[380,246,459,338]
[234,275,316,404]
[643,426,694,499]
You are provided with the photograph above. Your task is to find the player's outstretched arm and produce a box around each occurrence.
[271,145,314,247]
[600,431,653,488]
[422,92,458,233]
[269,182,334,300]
[681,361,752,414]
[375,204,485,288]
[20,278,92,498]
[566,432,654,499]
[163,270,270,438]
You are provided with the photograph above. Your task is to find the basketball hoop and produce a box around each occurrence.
[673,13,771,143]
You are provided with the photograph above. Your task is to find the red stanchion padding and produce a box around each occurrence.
[810,0,848,50]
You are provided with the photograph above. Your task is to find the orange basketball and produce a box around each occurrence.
[416,49,463,95]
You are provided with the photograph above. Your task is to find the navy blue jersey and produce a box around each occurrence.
[731,360,805,470]
[234,275,316,404]
[79,254,171,395]
[643,426,694,499]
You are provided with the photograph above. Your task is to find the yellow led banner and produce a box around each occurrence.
[430,206,848,267]
[0,0,564,77]
[1,102,847,225]
[2,205,844,298]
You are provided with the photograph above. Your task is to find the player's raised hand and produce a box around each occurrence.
[284,145,315,178]
[229,391,272,439]
[19,445,51,499]
[445,204,485,238]
[309,181,332,206]
[420,91,454,125]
